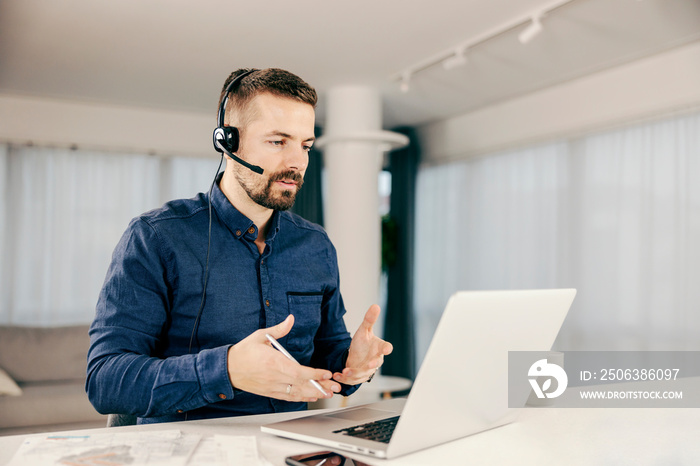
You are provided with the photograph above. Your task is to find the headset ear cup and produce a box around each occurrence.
[212,126,240,153]
[221,126,240,153]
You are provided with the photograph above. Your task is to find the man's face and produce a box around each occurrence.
[232,92,315,211]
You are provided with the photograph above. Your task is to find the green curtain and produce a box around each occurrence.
[382,127,420,380]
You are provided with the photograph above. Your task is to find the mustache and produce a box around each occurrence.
[268,170,304,186]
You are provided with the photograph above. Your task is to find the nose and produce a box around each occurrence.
[285,144,309,172]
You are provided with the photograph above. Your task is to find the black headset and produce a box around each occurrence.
[212,69,264,175]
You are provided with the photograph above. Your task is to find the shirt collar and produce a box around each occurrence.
[267,209,281,243]
[210,172,281,243]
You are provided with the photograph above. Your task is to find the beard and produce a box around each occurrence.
[235,168,304,211]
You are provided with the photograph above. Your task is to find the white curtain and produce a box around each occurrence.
[0,145,8,320]
[414,111,700,364]
[0,145,218,325]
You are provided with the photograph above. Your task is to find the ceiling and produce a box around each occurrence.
[1,0,699,129]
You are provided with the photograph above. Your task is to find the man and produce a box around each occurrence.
[86,68,393,424]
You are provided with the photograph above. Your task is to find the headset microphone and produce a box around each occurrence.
[212,69,264,175]
[214,139,264,175]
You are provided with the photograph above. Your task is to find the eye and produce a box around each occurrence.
[303,145,313,152]
[270,140,285,147]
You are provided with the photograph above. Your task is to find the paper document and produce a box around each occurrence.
[188,435,265,466]
[6,430,265,466]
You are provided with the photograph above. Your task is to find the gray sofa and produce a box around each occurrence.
[0,325,107,435]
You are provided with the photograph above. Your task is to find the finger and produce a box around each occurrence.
[333,368,362,382]
[332,371,349,384]
[268,353,334,391]
[262,314,294,341]
[306,379,341,397]
[333,368,372,385]
[280,383,320,402]
[358,304,381,332]
[335,353,385,382]
[286,379,339,400]
[318,379,342,394]
[291,365,333,384]
[382,341,394,355]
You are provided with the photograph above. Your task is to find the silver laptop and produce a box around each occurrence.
[262,289,576,459]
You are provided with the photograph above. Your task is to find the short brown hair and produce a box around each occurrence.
[218,68,317,129]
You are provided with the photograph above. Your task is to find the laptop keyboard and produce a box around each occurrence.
[333,415,400,444]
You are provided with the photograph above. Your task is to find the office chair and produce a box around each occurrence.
[106,413,137,427]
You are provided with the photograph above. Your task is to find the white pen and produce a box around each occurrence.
[265,333,329,397]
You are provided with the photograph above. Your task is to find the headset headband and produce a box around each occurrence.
[217,69,256,130]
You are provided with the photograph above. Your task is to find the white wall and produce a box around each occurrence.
[418,40,700,164]
[0,94,213,158]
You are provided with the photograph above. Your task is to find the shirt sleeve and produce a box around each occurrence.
[86,218,234,418]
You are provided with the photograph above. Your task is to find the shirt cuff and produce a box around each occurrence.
[196,345,235,403]
[338,347,361,396]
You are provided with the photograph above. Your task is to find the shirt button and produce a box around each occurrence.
[177,409,183,413]
[235,229,242,237]
[265,299,271,307]
[248,226,255,234]
[218,393,227,400]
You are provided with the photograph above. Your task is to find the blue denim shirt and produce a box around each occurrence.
[87,178,356,423]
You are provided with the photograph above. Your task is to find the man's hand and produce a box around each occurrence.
[227,315,341,402]
[333,304,393,386]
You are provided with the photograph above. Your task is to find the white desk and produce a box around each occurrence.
[2,387,699,465]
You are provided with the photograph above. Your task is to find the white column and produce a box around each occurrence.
[317,86,408,335]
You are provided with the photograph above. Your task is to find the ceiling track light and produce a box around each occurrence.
[518,14,543,44]
[399,73,411,93]
[442,47,468,70]
[391,0,575,93]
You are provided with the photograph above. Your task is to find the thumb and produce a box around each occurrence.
[264,314,294,340]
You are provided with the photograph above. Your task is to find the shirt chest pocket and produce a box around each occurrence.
[286,293,323,355]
